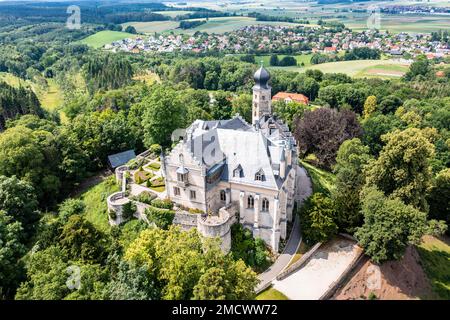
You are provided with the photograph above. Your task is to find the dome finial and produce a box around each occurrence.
[253,65,270,90]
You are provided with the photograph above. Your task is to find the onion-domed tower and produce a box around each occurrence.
[252,65,272,125]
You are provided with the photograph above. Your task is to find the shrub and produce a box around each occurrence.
[151,198,173,209]
[148,162,161,171]
[189,208,205,214]
[131,191,157,205]
[149,144,162,155]
[230,223,270,272]
[147,177,166,187]
[109,209,117,220]
[134,170,153,184]
[145,206,174,229]
[122,202,137,221]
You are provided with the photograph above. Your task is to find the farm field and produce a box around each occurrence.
[79,30,137,48]
[282,59,411,78]
[153,10,194,18]
[123,16,303,35]
[171,0,450,33]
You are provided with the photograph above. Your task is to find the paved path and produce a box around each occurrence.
[272,238,360,300]
[256,165,313,292]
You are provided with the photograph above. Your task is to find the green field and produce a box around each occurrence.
[417,235,450,300]
[279,59,411,78]
[255,287,289,300]
[79,30,137,48]
[153,10,194,18]
[174,1,450,34]
[123,16,303,35]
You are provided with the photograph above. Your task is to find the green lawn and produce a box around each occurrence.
[78,176,119,233]
[417,235,450,300]
[256,287,289,300]
[300,160,335,196]
[79,30,137,48]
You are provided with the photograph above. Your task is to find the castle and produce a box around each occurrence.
[161,66,298,252]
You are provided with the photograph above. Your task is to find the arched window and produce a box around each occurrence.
[255,169,265,181]
[262,198,269,212]
[220,190,226,202]
[179,154,184,164]
[247,195,254,209]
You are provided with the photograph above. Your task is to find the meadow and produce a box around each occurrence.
[273,59,411,79]
[79,30,138,48]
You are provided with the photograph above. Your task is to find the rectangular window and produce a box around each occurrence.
[173,187,180,196]
[190,190,196,199]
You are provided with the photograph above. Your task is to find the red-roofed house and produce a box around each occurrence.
[272,92,309,105]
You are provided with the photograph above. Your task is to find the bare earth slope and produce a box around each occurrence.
[333,246,435,300]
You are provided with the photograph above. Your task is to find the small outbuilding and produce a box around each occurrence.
[107,150,136,170]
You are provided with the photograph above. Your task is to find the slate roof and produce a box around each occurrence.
[108,150,136,169]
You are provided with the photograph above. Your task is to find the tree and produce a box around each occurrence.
[15,246,70,300]
[361,113,402,155]
[355,187,446,263]
[141,85,186,147]
[273,100,309,130]
[59,215,108,263]
[404,56,430,80]
[105,260,160,300]
[231,94,252,123]
[0,175,39,237]
[365,128,435,211]
[124,226,258,300]
[192,267,227,300]
[363,95,377,119]
[332,139,372,233]
[0,211,26,299]
[269,54,279,66]
[299,193,337,244]
[210,91,233,120]
[124,26,137,34]
[427,168,450,235]
[293,108,363,169]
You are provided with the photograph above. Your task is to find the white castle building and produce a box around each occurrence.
[161,66,298,252]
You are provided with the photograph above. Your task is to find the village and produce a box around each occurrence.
[105,24,450,59]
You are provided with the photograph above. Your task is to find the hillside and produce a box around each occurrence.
[333,236,450,300]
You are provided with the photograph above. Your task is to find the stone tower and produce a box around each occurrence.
[252,65,272,125]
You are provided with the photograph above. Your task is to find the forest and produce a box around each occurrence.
[0,20,449,300]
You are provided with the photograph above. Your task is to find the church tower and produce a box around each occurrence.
[252,65,272,125]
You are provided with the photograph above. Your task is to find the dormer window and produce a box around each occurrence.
[233,165,243,178]
[255,169,265,181]
[176,166,189,186]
